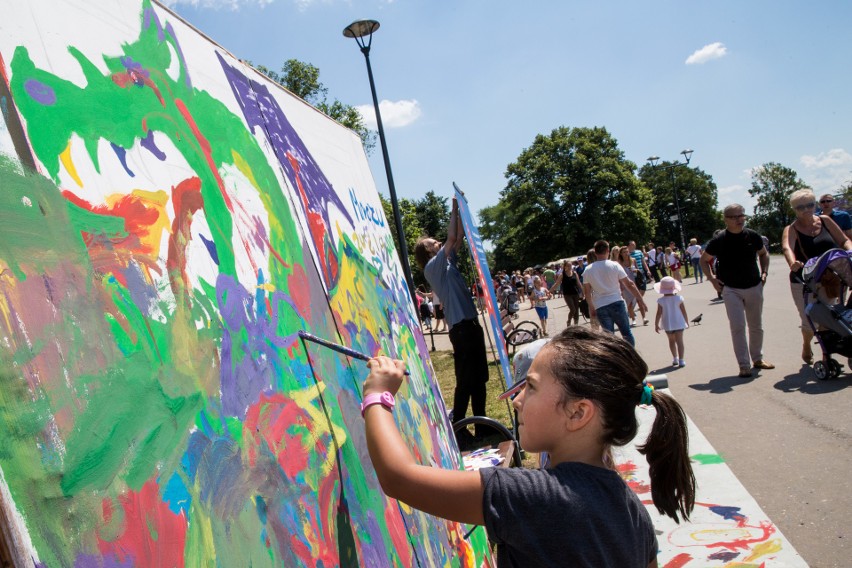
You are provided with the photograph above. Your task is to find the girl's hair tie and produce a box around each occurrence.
[639,382,655,406]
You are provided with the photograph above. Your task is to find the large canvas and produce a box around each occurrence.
[0,0,491,565]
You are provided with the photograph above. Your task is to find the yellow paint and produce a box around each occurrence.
[256,283,276,292]
[59,141,84,188]
[184,504,218,568]
[743,538,782,562]
[291,381,348,477]
[232,150,259,191]
[105,189,171,258]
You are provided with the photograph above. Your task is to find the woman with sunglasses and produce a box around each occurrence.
[781,189,852,364]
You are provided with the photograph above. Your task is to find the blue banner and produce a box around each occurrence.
[454,183,512,390]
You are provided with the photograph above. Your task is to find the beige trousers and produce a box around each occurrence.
[722,284,765,368]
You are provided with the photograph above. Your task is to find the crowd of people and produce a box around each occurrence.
[380,192,851,566]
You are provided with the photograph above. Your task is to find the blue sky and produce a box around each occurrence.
[163,0,851,221]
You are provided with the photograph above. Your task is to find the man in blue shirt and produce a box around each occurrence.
[819,194,852,239]
[414,197,489,439]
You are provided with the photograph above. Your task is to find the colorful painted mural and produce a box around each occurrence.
[0,0,491,565]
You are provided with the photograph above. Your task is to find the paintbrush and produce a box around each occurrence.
[297,330,410,376]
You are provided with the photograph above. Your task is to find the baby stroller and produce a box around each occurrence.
[801,248,852,379]
[499,282,520,319]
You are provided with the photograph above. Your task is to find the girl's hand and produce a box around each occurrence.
[790,260,804,272]
[655,325,661,334]
[364,356,406,397]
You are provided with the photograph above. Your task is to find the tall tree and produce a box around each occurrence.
[639,163,721,247]
[252,59,376,154]
[748,162,808,244]
[484,126,654,270]
[413,191,450,241]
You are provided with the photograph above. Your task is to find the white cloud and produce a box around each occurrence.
[356,99,422,129]
[800,148,852,193]
[685,42,727,65]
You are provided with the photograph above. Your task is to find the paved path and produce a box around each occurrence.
[422,258,852,567]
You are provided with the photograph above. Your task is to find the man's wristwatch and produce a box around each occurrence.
[361,392,395,417]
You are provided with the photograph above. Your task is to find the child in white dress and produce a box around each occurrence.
[654,277,689,367]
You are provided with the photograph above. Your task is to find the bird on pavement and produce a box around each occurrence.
[691,313,703,325]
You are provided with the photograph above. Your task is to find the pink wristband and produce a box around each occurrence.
[361,392,395,417]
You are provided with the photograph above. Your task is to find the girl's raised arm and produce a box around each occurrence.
[363,356,485,525]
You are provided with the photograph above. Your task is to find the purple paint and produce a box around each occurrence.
[74,553,134,568]
[24,79,56,105]
[217,274,297,417]
[216,53,353,288]
[122,261,159,319]
[140,130,166,161]
[707,551,740,562]
[110,142,135,177]
[165,22,193,88]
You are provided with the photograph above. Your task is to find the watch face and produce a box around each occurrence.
[380,392,395,408]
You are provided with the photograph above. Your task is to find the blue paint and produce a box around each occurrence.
[163,471,192,518]
[256,269,267,320]
[110,142,135,177]
[709,505,746,523]
[198,233,219,265]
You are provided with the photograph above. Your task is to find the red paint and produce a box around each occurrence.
[111,70,165,107]
[62,190,167,287]
[285,151,338,287]
[616,460,651,494]
[97,480,187,567]
[662,553,693,568]
[287,264,311,321]
[243,392,315,479]
[166,177,203,303]
[383,498,413,567]
[174,99,233,212]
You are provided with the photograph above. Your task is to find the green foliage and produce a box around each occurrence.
[486,126,654,270]
[413,191,450,242]
[638,162,722,247]
[379,194,424,284]
[250,58,376,154]
[747,162,809,243]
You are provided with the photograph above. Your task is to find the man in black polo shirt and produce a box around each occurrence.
[700,204,775,378]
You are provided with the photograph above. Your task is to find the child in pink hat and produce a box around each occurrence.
[654,276,690,367]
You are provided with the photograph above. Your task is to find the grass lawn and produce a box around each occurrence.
[429,350,538,468]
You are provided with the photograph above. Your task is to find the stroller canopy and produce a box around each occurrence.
[802,248,852,286]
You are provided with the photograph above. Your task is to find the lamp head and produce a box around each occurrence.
[647,156,660,167]
[680,149,693,163]
[343,19,380,39]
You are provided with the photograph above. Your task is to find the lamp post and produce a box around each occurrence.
[343,19,418,314]
[647,149,694,273]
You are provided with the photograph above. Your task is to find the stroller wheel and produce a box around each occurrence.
[828,359,843,378]
[813,361,829,380]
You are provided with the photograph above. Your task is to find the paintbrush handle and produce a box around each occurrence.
[298,331,410,375]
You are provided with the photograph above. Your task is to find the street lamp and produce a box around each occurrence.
[647,149,694,269]
[343,19,418,314]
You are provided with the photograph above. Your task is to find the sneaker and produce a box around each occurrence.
[738,367,753,378]
[643,318,649,326]
[678,359,686,367]
[753,360,775,370]
[630,319,637,327]
[672,359,679,367]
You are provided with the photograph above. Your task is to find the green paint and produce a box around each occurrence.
[692,453,725,465]
[61,355,202,494]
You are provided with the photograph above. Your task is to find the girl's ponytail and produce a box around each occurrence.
[637,389,695,523]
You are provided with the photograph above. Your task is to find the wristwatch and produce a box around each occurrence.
[361,392,395,417]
